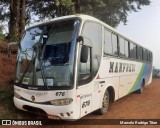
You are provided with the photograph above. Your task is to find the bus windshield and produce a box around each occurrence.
[16,19,79,89]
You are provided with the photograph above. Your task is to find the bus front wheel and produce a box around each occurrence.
[98,90,109,115]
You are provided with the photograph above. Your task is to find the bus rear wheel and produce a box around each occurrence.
[98,90,109,115]
[137,80,145,94]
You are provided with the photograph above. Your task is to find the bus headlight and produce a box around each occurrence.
[50,98,73,106]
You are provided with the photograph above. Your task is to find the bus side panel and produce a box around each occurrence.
[128,63,152,93]
[98,57,119,101]
[145,63,152,85]
[119,75,136,98]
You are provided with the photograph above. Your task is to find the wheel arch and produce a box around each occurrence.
[142,77,145,87]
[107,86,115,103]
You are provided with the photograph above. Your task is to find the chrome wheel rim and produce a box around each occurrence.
[102,94,109,112]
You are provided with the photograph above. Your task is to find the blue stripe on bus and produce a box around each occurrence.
[129,63,152,93]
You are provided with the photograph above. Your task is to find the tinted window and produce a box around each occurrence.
[104,29,112,54]
[137,46,143,60]
[119,37,125,57]
[119,37,128,58]
[143,49,147,61]
[44,43,71,64]
[124,40,129,57]
[151,52,153,62]
[81,22,102,84]
[146,50,148,62]
[82,22,102,59]
[148,52,150,62]
[112,33,118,56]
[149,51,152,62]
[147,51,150,62]
[130,42,137,59]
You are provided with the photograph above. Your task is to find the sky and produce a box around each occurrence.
[117,0,160,69]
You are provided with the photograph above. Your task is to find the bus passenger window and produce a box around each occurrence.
[112,34,118,56]
[143,49,147,61]
[130,43,136,59]
[104,30,112,54]
[137,46,143,60]
[81,21,102,84]
[119,37,125,57]
[124,40,129,57]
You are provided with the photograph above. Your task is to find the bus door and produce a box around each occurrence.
[76,45,93,117]
[76,46,102,117]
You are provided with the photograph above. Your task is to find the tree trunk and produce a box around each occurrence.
[8,0,25,42]
[19,0,25,39]
[75,0,80,13]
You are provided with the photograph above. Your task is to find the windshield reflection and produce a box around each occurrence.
[16,19,79,88]
[44,42,71,65]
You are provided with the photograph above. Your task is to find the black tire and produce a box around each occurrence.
[137,80,145,94]
[98,90,109,115]
[137,86,143,94]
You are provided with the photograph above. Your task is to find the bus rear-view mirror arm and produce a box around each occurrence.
[8,42,19,61]
[77,36,92,63]
[77,35,92,48]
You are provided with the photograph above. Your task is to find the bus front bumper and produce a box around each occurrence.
[14,96,79,120]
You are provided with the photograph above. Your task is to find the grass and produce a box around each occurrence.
[0,86,29,119]
[0,86,18,119]
[0,86,45,119]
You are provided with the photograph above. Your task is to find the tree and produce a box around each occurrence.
[28,0,150,27]
[74,0,150,27]
[0,0,10,23]
[0,0,75,41]
[0,0,151,41]
[0,0,25,41]
[9,0,25,41]
[28,0,75,20]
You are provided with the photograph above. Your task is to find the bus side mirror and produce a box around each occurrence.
[77,36,92,63]
[80,45,89,63]
[8,42,19,61]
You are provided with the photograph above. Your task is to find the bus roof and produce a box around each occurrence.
[26,14,99,29]
[26,14,152,53]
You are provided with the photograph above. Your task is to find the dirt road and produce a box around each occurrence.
[2,78,160,128]
[83,78,160,120]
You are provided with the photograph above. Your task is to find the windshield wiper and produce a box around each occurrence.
[34,42,49,89]
[18,43,49,89]
[18,50,35,85]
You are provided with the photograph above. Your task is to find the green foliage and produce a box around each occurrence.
[28,0,150,27]
[0,89,13,106]
[0,88,17,119]
[28,0,75,21]
[0,0,10,23]
[77,0,150,27]
[0,0,151,41]
[0,25,5,41]
[0,88,45,119]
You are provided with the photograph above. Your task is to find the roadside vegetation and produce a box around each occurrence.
[0,86,44,119]
[0,86,15,119]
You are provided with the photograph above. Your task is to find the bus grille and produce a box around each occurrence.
[23,105,47,116]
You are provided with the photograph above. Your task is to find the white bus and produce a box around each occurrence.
[14,14,153,120]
